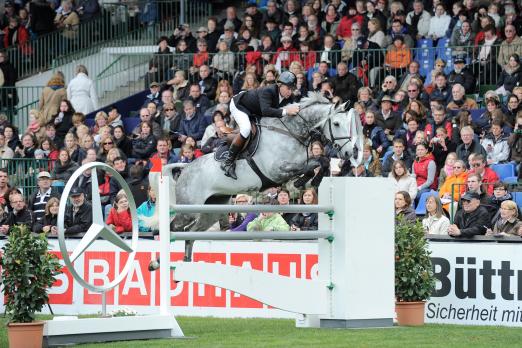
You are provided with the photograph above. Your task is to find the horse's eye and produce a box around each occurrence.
[333,122,340,127]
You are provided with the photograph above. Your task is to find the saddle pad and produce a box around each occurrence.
[214,123,262,163]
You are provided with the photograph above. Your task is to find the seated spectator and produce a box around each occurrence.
[394,191,416,223]
[439,159,467,213]
[97,134,116,163]
[342,163,374,177]
[197,65,217,101]
[0,133,14,159]
[91,111,108,135]
[170,40,192,74]
[508,114,522,172]
[228,194,256,231]
[294,141,330,189]
[64,132,80,163]
[322,4,340,37]
[497,25,522,69]
[429,127,457,170]
[465,173,490,206]
[496,54,522,96]
[352,36,384,89]
[174,100,207,144]
[137,186,157,233]
[486,200,522,237]
[63,187,92,235]
[52,148,79,182]
[0,191,34,234]
[424,105,453,140]
[32,197,59,235]
[363,110,390,157]
[422,194,450,235]
[132,107,162,139]
[247,199,290,232]
[480,120,510,165]
[362,143,382,177]
[29,171,60,224]
[13,133,37,159]
[398,61,423,92]
[182,137,203,158]
[448,191,490,237]
[448,56,476,94]
[336,6,363,40]
[430,73,451,103]
[273,35,299,70]
[406,1,430,40]
[385,19,414,49]
[450,19,474,57]
[488,182,515,225]
[201,120,227,154]
[190,40,210,79]
[212,40,235,81]
[376,96,402,138]
[412,142,438,200]
[187,84,211,116]
[428,4,451,42]
[53,100,74,148]
[290,188,318,231]
[167,70,190,102]
[357,86,377,112]
[175,144,195,165]
[382,138,413,177]
[149,137,176,166]
[389,159,417,200]
[113,125,132,158]
[447,84,478,111]
[468,154,499,195]
[106,190,132,234]
[438,152,457,188]
[146,101,161,122]
[384,35,411,81]
[425,59,446,93]
[503,95,519,129]
[131,121,157,160]
[456,126,487,167]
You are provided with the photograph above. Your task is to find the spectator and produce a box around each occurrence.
[336,6,363,40]
[475,97,507,136]
[13,133,37,159]
[480,120,510,165]
[167,70,190,102]
[406,0,431,40]
[367,18,385,48]
[294,141,330,189]
[412,142,437,201]
[131,121,157,160]
[262,1,285,30]
[290,188,318,231]
[508,113,522,169]
[158,102,180,137]
[76,133,94,164]
[488,181,515,225]
[447,56,476,94]
[228,194,256,232]
[363,1,386,36]
[428,4,451,42]
[394,191,416,223]
[76,0,100,21]
[448,191,489,237]
[376,95,402,138]
[63,186,92,235]
[3,125,20,152]
[389,159,417,199]
[175,100,207,143]
[132,107,162,139]
[0,192,33,234]
[438,151,457,188]
[331,62,360,105]
[218,6,242,34]
[0,52,18,111]
[468,153,499,195]
[32,197,59,235]
[321,4,340,36]
[472,25,501,85]
[197,65,217,102]
[127,163,148,207]
[424,105,453,140]
[39,73,66,126]
[29,0,56,36]
[137,185,157,233]
[274,35,299,70]
[503,95,519,128]
[385,19,414,49]
[497,25,522,68]
[465,173,490,205]
[52,148,79,182]
[438,159,467,213]
[206,17,220,53]
[447,84,478,111]
[496,54,522,95]
[486,200,522,237]
[363,110,390,157]
[139,0,158,37]
[170,40,191,72]
[456,126,487,167]
[384,35,411,81]
[382,138,413,177]
[430,73,451,103]
[67,65,98,114]
[247,198,289,232]
[0,133,14,159]
[187,84,210,115]
[450,20,474,58]
[3,17,31,57]
[107,106,123,129]
[106,190,132,233]
[211,40,235,80]
[422,194,450,235]
[149,137,176,166]
[97,134,116,163]
[398,62,422,92]
[147,37,172,85]
[54,0,80,52]
[245,3,263,35]
[342,163,374,177]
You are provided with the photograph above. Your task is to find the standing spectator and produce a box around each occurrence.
[29,0,56,36]
[218,6,242,33]
[106,190,132,233]
[0,192,33,233]
[53,99,74,148]
[262,1,285,29]
[54,0,80,53]
[28,171,59,223]
[146,37,172,85]
[0,52,17,111]
[76,0,100,21]
[206,17,220,54]
[422,195,450,235]
[448,192,489,237]
[3,17,31,57]
[67,65,98,114]
[39,73,67,126]
[63,187,92,235]
[472,25,501,85]
[139,0,158,37]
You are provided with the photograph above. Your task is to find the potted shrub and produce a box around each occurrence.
[395,216,436,326]
[1,224,62,347]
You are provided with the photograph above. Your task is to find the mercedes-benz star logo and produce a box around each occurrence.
[57,162,139,293]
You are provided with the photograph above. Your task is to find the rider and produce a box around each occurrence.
[221,71,301,179]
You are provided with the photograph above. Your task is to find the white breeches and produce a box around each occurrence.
[230,98,251,138]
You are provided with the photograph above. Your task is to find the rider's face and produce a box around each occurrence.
[279,84,293,99]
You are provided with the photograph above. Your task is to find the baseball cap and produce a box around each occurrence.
[150,81,160,88]
[196,26,208,33]
[38,171,51,179]
[461,191,480,201]
[70,187,84,197]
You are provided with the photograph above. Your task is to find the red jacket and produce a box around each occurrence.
[413,153,438,189]
[468,167,499,195]
[272,46,300,69]
[336,15,364,39]
[424,120,453,140]
[3,25,32,55]
[299,51,317,71]
[106,208,132,233]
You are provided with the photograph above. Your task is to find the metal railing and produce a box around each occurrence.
[4,0,212,80]
[1,158,52,199]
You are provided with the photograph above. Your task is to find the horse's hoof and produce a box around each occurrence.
[148,259,160,271]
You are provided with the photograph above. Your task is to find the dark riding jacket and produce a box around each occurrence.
[233,84,295,118]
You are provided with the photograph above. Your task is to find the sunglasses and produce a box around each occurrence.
[164,108,174,111]
[471,163,482,167]
[104,142,113,145]
[408,89,417,92]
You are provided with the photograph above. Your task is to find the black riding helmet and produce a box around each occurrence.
[277,71,297,89]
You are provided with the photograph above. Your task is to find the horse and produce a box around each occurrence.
[148,92,364,261]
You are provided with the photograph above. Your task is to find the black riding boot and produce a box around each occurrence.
[221,135,247,180]
[294,173,314,189]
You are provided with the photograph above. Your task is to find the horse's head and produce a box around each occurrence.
[322,101,364,166]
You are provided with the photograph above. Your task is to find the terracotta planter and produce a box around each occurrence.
[395,301,426,326]
[7,321,44,348]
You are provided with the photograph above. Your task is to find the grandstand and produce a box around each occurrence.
[0,0,522,339]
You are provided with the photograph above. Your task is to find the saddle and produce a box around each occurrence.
[214,123,261,163]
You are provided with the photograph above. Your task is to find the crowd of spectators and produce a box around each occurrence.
[0,1,522,238]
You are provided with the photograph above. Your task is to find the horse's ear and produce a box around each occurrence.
[343,100,351,112]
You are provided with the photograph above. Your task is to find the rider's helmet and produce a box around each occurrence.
[277,71,297,89]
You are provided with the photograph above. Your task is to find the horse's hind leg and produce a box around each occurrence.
[182,212,226,261]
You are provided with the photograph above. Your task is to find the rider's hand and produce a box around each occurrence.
[285,105,300,116]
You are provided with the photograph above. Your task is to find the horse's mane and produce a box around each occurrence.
[298,92,332,109]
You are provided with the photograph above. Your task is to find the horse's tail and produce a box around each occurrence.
[142,163,188,230]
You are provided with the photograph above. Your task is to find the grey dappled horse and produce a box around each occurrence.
[149,92,364,260]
